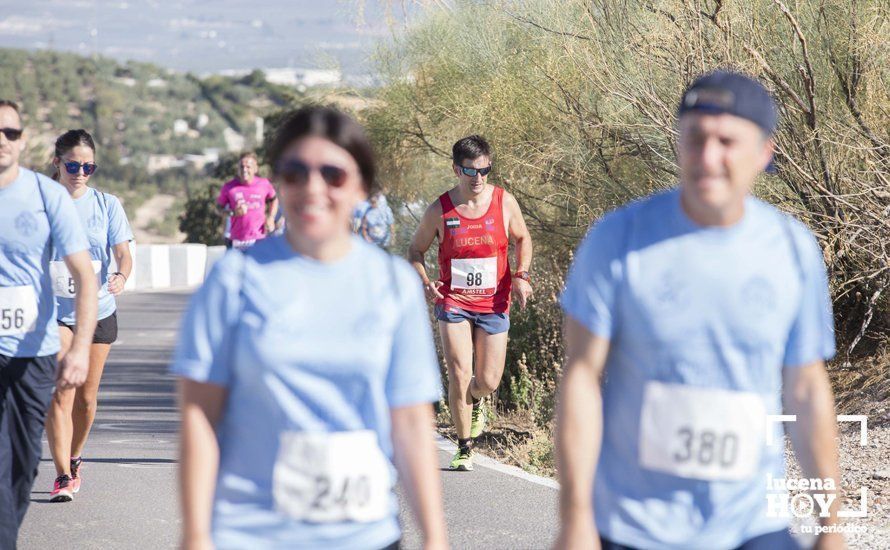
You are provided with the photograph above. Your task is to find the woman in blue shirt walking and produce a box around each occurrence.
[173,107,448,550]
[44,129,134,502]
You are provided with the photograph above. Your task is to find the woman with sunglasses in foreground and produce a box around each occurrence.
[44,129,134,502]
[172,106,448,550]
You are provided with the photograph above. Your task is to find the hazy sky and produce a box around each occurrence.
[0,0,413,76]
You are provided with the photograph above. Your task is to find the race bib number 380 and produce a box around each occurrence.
[450,257,497,296]
[639,382,766,481]
[272,430,392,524]
[0,286,39,336]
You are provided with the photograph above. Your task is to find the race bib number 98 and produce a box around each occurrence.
[639,382,766,481]
[0,286,39,336]
[450,257,497,296]
[272,430,392,524]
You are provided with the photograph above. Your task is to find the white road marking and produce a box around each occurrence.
[435,434,559,489]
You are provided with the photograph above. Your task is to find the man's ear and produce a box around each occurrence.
[760,137,775,172]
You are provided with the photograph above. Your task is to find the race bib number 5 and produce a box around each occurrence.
[450,257,497,296]
[639,382,766,481]
[272,430,392,524]
[50,260,102,298]
[0,286,39,336]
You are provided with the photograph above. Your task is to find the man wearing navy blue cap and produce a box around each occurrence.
[556,71,843,549]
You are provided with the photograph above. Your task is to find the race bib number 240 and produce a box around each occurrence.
[272,430,392,524]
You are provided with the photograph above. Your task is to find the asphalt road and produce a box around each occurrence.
[19,290,558,549]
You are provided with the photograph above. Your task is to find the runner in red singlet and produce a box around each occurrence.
[408,135,533,471]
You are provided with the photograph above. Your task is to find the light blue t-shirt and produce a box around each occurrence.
[362,204,394,246]
[0,168,89,357]
[351,200,370,232]
[54,187,133,324]
[560,189,835,549]
[171,235,441,550]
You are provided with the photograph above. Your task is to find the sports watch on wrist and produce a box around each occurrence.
[512,271,531,284]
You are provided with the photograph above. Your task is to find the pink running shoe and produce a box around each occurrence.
[50,474,74,503]
[70,457,83,493]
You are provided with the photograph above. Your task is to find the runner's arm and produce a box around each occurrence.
[783,361,842,528]
[265,195,278,232]
[58,250,99,388]
[360,214,371,243]
[391,403,448,550]
[107,241,132,295]
[504,192,533,308]
[407,202,444,299]
[504,192,532,273]
[555,316,610,549]
[179,379,227,549]
[215,187,229,217]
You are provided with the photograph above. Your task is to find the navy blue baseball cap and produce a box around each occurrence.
[678,70,778,135]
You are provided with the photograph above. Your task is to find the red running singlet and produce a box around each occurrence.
[437,186,511,314]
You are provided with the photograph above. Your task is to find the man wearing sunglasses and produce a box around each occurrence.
[216,151,278,250]
[0,100,97,545]
[408,135,533,472]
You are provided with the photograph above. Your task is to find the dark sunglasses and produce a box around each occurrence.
[63,161,98,176]
[458,165,492,177]
[0,128,23,141]
[277,159,348,188]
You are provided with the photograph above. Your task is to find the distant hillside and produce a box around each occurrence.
[0,47,302,240]
[0,47,298,169]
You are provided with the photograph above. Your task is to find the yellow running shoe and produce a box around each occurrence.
[450,447,474,471]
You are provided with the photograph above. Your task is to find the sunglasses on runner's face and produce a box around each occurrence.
[458,165,492,177]
[0,128,23,141]
[277,159,349,188]
[63,161,98,176]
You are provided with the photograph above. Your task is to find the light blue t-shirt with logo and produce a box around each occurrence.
[171,235,441,550]
[560,189,835,549]
[363,204,394,246]
[0,168,89,357]
[54,187,133,324]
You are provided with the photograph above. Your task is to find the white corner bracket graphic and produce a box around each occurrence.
[766,414,869,446]
[838,487,869,519]
[765,415,797,446]
[837,415,868,446]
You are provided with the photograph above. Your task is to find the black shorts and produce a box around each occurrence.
[57,311,118,344]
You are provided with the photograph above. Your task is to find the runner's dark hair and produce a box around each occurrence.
[0,99,21,116]
[52,129,96,181]
[452,135,491,166]
[267,106,376,193]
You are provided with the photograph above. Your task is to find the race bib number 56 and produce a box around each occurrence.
[639,382,766,481]
[272,430,392,524]
[0,286,39,336]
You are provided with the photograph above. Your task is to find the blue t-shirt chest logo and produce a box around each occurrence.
[739,276,776,314]
[14,212,39,237]
[87,213,104,232]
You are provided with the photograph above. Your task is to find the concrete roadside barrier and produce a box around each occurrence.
[134,244,171,289]
[170,244,208,287]
[204,245,227,278]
